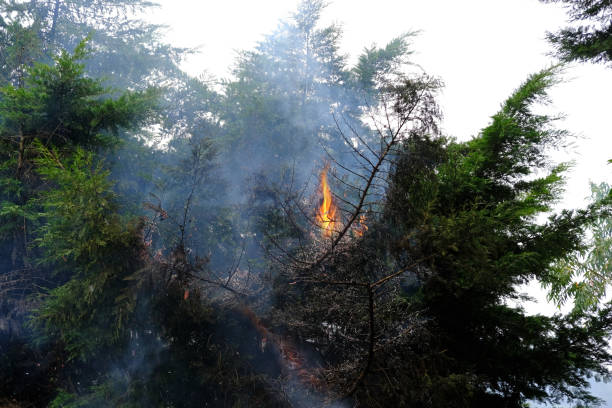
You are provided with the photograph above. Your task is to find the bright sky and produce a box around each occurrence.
[146,0,611,313]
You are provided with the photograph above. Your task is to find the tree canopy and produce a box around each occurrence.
[1,1,611,407]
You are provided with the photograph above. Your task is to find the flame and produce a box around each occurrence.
[354,214,369,237]
[316,164,337,237]
[239,306,322,388]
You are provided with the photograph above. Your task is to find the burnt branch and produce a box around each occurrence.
[310,75,441,267]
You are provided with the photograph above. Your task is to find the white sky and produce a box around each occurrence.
[146,0,611,316]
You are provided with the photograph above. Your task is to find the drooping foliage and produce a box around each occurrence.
[542,0,612,65]
[383,67,612,407]
[546,182,612,312]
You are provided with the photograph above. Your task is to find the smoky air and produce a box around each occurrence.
[1,1,611,407]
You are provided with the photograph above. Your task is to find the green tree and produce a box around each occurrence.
[0,42,158,406]
[391,69,611,407]
[275,66,612,407]
[546,182,612,312]
[221,0,414,181]
[0,39,157,273]
[29,142,286,408]
[0,19,42,86]
[542,0,612,65]
[31,145,146,361]
[383,67,612,407]
[0,0,184,89]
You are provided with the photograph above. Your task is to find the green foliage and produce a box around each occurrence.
[0,39,158,272]
[0,39,159,148]
[0,20,42,86]
[542,0,612,65]
[221,0,414,180]
[31,145,146,361]
[49,390,80,408]
[34,145,118,268]
[0,154,39,238]
[378,66,612,406]
[546,182,612,312]
[1,0,183,89]
[0,2,208,407]
[353,32,415,91]
[2,1,611,407]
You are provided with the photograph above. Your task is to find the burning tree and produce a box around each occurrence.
[258,68,444,401]
[316,163,338,238]
[266,65,612,408]
[3,1,612,408]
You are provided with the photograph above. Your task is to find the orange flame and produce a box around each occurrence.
[316,164,337,237]
[354,214,369,237]
[239,306,321,387]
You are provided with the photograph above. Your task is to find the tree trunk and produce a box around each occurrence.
[16,128,26,179]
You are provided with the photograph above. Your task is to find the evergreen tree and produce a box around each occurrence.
[0,39,157,276]
[546,182,612,313]
[0,42,158,406]
[380,67,612,407]
[221,0,413,183]
[273,66,612,407]
[542,0,612,65]
[0,0,185,89]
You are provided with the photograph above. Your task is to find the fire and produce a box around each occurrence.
[316,164,337,237]
[239,306,322,388]
[354,214,368,237]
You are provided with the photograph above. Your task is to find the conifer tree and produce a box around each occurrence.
[0,42,158,406]
[542,0,612,65]
[274,66,612,407]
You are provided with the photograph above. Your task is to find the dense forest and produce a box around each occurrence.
[0,0,611,407]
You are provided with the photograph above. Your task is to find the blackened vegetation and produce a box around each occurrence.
[1,1,612,408]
